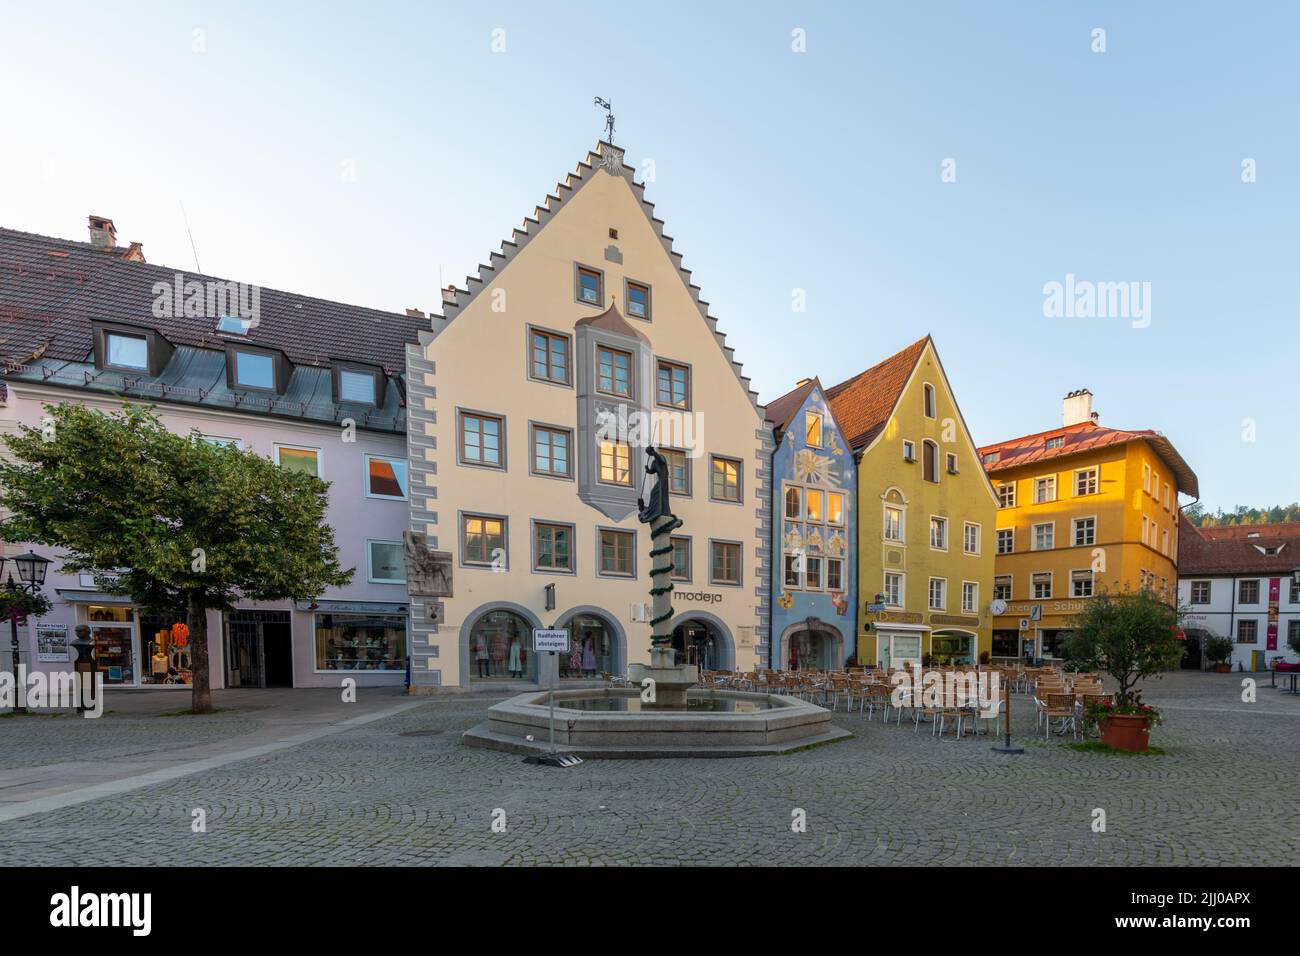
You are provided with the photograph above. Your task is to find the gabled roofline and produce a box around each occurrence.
[825,335,930,452]
[423,140,763,420]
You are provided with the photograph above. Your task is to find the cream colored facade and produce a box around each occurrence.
[405,142,769,691]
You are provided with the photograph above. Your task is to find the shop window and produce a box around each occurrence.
[467,609,535,681]
[559,614,617,679]
[314,612,406,672]
[88,605,137,685]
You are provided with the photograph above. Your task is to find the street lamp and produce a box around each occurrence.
[2,551,51,714]
[1291,566,1300,589]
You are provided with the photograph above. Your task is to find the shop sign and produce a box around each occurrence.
[930,614,979,627]
[36,624,70,662]
[876,610,924,625]
[672,590,723,605]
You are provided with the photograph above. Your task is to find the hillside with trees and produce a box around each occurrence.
[1184,502,1300,527]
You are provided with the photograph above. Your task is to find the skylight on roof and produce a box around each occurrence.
[216,316,254,336]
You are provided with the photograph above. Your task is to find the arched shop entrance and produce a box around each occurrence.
[669,611,735,671]
[930,629,977,666]
[462,604,541,683]
[554,608,625,679]
[778,619,846,671]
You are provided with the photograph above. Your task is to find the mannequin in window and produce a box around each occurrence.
[507,624,524,678]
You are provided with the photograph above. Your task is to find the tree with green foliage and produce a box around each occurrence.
[1062,589,1184,708]
[0,403,352,713]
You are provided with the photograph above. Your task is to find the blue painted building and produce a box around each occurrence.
[764,379,857,670]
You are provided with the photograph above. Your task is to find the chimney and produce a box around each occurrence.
[88,215,117,250]
[1062,388,1094,427]
[122,241,146,263]
[795,377,814,388]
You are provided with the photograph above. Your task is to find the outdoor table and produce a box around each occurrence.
[1274,670,1300,695]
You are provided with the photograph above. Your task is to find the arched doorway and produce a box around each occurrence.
[460,603,541,684]
[669,611,735,671]
[555,608,625,679]
[778,620,846,671]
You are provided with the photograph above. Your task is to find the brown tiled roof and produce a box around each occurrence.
[764,378,818,433]
[1178,515,1300,575]
[823,336,928,450]
[0,225,424,375]
[978,419,1199,498]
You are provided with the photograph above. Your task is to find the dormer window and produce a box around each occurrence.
[232,350,275,390]
[105,332,148,370]
[1045,436,1065,450]
[225,344,287,394]
[333,362,384,406]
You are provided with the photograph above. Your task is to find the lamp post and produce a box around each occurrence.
[2,551,52,715]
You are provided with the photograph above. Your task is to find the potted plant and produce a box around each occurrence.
[1205,636,1234,673]
[1063,590,1183,752]
[979,651,991,666]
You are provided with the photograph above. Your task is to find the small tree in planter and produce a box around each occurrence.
[1062,589,1183,752]
[1204,636,1235,673]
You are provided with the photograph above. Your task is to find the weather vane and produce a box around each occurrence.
[594,96,615,144]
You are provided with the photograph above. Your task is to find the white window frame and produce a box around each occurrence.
[929,515,948,552]
[884,571,904,608]
[366,539,406,584]
[997,482,1016,508]
[274,442,324,479]
[1031,521,1055,551]
[1072,515,1096,548]
[883,505,905,543]
[364,454,409,501]
[961,580,978,614]
[928,576,947,611]
[963,521,980,555]
[1032,475,1057,504]
[1073,466,1098,497]
[1070,568,1095,598]
[996,527,1015,555]
[1032,571,1053,600]
[805,410,824,448]
[993,574,1012,601]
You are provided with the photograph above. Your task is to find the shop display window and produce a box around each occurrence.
[314,613,407,671]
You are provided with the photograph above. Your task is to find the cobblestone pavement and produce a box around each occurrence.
[0,671,1293,865]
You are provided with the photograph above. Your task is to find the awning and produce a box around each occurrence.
[55,589,134,606]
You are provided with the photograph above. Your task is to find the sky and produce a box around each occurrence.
[2,1,1296,513]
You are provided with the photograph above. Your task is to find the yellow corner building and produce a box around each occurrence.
[978,389,1198,661]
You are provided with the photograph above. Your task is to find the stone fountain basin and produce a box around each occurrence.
[461,687,852,759]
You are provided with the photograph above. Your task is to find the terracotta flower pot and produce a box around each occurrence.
[1214,663,1232,673]
[1099,713,1152,752]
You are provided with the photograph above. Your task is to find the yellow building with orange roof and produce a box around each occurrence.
[978,389,1198,661]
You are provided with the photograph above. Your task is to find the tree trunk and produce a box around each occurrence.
[188,593,213,714]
